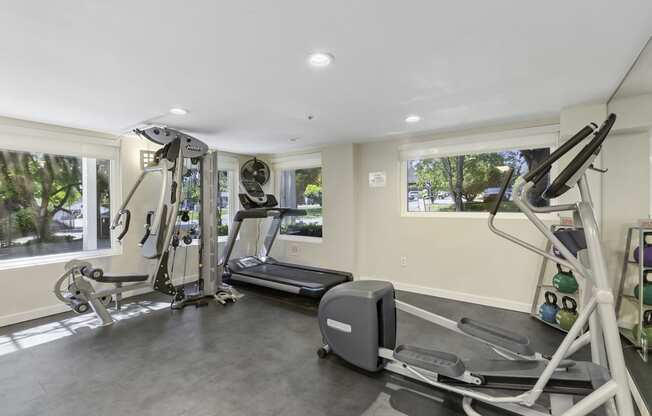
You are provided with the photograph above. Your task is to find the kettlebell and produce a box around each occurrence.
[539,291,559,323]
[633,242,652,267]
[556,296,578,331]
[180,210,190,222]
[634,270,652,306]
[632,310,652,342]
[552,264,578,294]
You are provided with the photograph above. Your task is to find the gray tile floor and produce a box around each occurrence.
[0,285,649,416]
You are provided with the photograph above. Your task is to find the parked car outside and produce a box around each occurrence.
[482,187,512,203]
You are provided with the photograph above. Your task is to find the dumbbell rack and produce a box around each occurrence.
[616,225,652,361]
[530,224,585,333]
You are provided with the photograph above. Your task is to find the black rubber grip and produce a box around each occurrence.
[81,266,104,280]
[234,208,272,221]
[170,181,177,204]
[523,124,596,183]
[116,209,131,241]
[544,114,616,199]
[490,168,514,216]
[139,211,154,245]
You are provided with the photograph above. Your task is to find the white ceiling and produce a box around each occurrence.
[613,36,652,99]
[1,1,651,154]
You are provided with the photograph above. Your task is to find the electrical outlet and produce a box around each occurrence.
[400,256,407,267]
[289,244,300,256]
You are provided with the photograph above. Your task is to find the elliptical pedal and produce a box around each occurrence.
[394,345,465,378]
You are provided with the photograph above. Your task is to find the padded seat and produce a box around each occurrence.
[94,273,149,283]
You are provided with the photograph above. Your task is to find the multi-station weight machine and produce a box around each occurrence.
[54,127,239,326]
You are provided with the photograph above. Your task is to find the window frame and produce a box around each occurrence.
[272,153,323,241]
[398,126,560,220]
[0,119,122,270]
[217,155,240,243]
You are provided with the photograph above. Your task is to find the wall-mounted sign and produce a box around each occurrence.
[369,171,387,188]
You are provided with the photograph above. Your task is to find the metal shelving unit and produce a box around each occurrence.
[616,225,652,362]
[530,224,584,333]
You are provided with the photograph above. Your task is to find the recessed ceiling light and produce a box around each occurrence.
[169,108,189,115]
[289,137,299,142]
[308,52,334,68]
[405,115,421,123]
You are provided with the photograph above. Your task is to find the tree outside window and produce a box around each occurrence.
[217,170,231,238]
[407,148,550,213]
[0,149,112,260]
[279,167,322,238]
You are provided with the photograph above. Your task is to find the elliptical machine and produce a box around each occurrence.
[318,114,637,416]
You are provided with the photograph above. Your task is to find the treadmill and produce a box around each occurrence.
[220,179,352,297]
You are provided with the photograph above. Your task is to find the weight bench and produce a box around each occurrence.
[54,260,157,326]
[81,266,149,283]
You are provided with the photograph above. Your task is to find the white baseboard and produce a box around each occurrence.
[358,276,531,313]
[0,304,71,328]
[0,275,197,328]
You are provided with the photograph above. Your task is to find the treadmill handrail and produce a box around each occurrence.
[233,207,307,222]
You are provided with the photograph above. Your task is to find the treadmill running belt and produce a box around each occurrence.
[237,264,348,289]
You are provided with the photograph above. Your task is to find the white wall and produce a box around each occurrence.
[602,94,652,327]
[266,144,357,273]
[353,139,552,312]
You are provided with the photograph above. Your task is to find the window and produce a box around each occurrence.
[217,170,234,240]
[140,150,156,170]
[217,155,239,242]
[278,166,323,238]
[406,148,550,213]
[0,149,114,261]
[179,158,200,242]
[399,126,558,216]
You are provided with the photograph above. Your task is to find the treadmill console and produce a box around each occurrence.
[237,256,263,268]
[239,179,278,209]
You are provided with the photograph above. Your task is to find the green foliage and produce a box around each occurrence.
[413,149,549,212]
[303,207,322,217]
[218,170,229,191]
[281,221,322,238]
[0,150,82,241]
[14,208,37,235]
[295,167,321,204]
[304,184,322,204]
[217,224,229,236]
[459,153,504,201]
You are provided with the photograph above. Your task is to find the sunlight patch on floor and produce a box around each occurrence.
[0,300,169,357]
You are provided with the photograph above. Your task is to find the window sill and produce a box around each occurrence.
[0,247,123,271]
[401,211,558,221]
[277,234,323,244]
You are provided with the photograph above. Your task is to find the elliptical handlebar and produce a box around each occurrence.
[522,123,596,184]
[543,113,616,199]
[487,115,618,277]
[114,209,131,242]
[490,168,514,216]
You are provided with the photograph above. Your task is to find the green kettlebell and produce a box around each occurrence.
[556,296,578,331]
[632,310,652,342]
[552,264,578,294]
[634,271,652,306]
